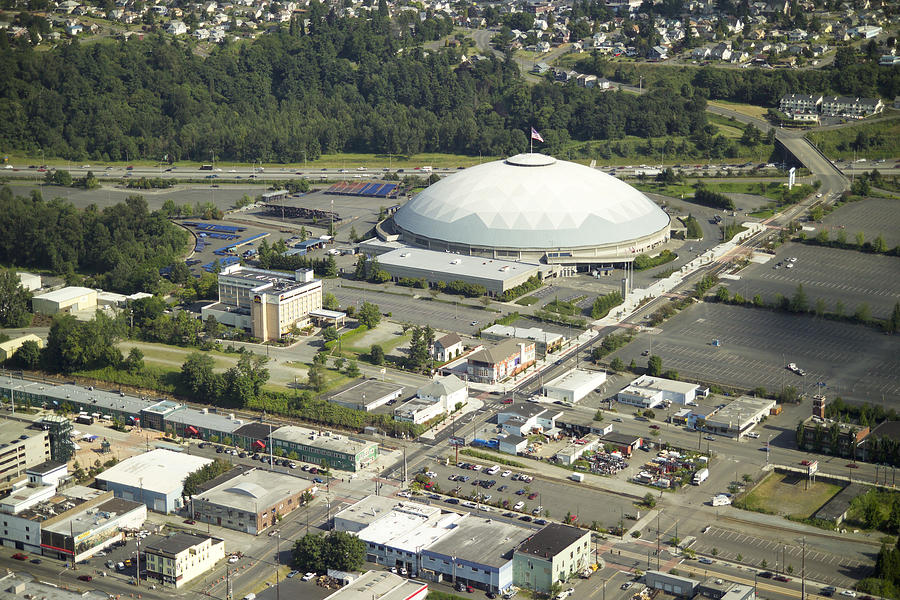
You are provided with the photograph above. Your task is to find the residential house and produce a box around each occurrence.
[466,339,535,384]
[433,333,463,362]
[821,96,884,118]
[649,45,668,59]
[787,28,808,41]
[166,20,188,35]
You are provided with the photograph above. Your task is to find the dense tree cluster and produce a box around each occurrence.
[182,459,233,497]
[0,10,713,162]
[43,313,125,374]
[692,187,735,210]
[0,188,189,293]
[292,531,365,574]
[180,351,270,408]
[0,269,33,328]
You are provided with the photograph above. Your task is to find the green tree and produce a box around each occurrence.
[292,533,324,573]
[610,357,625,372]
[15,339,42,368]
[323,292,340,310]
[123,347,145,374]
[889,302,900,334]
[856,231,865,247]
[790,284,809,313]
[715,286,730,302]
[322,326,339,342]
[872,234,887,253]
[357,302,381,329]
[647,355,663,376]
[181,352,222,400]
[307,364,327,392]
[344,360,360,378]
[644,492,657,507]
[855,303,871,323]
[369,344,385,365]
[322,531,366,571]
[0,269,33,328]
[354,255,367,280]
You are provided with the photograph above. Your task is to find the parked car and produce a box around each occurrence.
[302,572,316,581]
[78,575,93,582]
[11,554,27,561]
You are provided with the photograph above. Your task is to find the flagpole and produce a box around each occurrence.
[530,127,533,154]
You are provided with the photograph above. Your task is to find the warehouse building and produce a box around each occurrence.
[0,334,44,362]
[191,469,315,535]
[467,339,536,384]
[202,265,322,341]
[270,426,378,472]
[481,325,563,358]
[144,533,226,587]
[31,287,98,315]
[329,380,404,412]
[376,247,543,296]
[617,375,704,408]
[95,449,212,513]
[0,572,111,600]
[16,272,42,292]
[542,369,607,404]
[321,570,428,600]
[512,524,591,594]
[704,396,776,438]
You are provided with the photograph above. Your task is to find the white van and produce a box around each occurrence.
[487,465,501,476]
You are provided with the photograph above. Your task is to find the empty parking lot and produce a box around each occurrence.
[814,197,900,249]
[733,243,900,319]
[611,303,900,404]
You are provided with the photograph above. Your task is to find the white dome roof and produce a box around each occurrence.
[394,154,670,250]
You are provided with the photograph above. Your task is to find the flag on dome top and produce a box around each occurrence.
[530,127,544,143]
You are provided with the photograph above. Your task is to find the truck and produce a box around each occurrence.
[711,494,731,506]
[420,166,433,172]
[693,468,709,485]
[570,473,585,483]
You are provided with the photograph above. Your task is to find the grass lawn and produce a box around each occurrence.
[708,100,770,121]
[749,208,775,218]
[807,116,900,161]
[514,296,541,306]
[558,136,772,167]
[740,472,843,520]
[707,113,748,139]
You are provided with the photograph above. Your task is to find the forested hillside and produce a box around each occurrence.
[0,188,189,293]
[0,1,711,162]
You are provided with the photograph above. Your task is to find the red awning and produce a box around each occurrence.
[253,440,266,450]
[186,426,199,435]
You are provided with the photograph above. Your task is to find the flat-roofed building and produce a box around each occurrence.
[422,515,533,594]
[95,449,213,513]
[329,379,404,412]
[31,287,98,315]
[481,325,563,358]
[321,570,427,600]
[542,369,607,404]
[0,422,50,491]
[41,494,146,562]
[512,524,591,594]
[0,571,113,600]
[704,396,776,438]
[191,469,315,535]
[376,248,542,296]
[270,426,378,472]
[617,375,702,408]
[203,265,322,341]
[467,339,536,384]
[333,495,400,533]
[144,533,226,587]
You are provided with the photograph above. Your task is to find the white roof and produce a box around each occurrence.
[622,375,700,395]
[394,153,670,249]
[322,571,427,600]
[33,286,96,303]
[418,374,467,398]
[355,501,461,553]
[544,368,607,392]
[378,248,540,283]
[97,449,212,496]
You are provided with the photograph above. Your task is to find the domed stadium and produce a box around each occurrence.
[389,153,671,268]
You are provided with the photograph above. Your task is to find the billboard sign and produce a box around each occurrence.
[807,460,818,476]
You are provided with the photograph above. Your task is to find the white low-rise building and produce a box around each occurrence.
[542,369,606,404]
[31,286,98,314]
[395,375,467,425]
[617,375,703,408]
[16,272,41,291]
[704,396,776,438]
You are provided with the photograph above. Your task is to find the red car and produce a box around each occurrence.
[800,460,810,466]
[528,493,538,500]
[184,519,196,524]
[501,398,513,404]
[78,575,93,582]
[649,425,660,430]
[847,463,859,469]
[774,575,791,582]
[11,553,27,561]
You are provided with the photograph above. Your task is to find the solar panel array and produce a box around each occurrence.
[213,232,270,256]
[202,256,240,272]
[205,232,241,240]
[183,222,247,233]
[325,181,398,198]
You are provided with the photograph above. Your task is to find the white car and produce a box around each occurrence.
[514,501,525,510]
[840,592,856,597]
[747,432,760,439]
[785,263,794,268]
[501,470,512,478]
[228,556,239,564]
[472,464,483,471]
[302,572,316,581]
[425,471,437,478]
[398,490,412,498]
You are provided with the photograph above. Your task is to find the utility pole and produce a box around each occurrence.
[657,512,661,570]
[801,538,806,600]
[226,567,233,600]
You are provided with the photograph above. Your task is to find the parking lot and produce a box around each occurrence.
[689,525,873,589]
[611,302,900,405]
[733,243,900,319]
[413,457,639,531]
[813,197,900,249]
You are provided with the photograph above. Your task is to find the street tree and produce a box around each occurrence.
[0,269,32,328]
[357,302,381,329]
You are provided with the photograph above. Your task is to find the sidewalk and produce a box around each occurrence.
[418,396,485,441]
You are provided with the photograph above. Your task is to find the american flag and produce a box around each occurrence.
[530,127,544,142]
